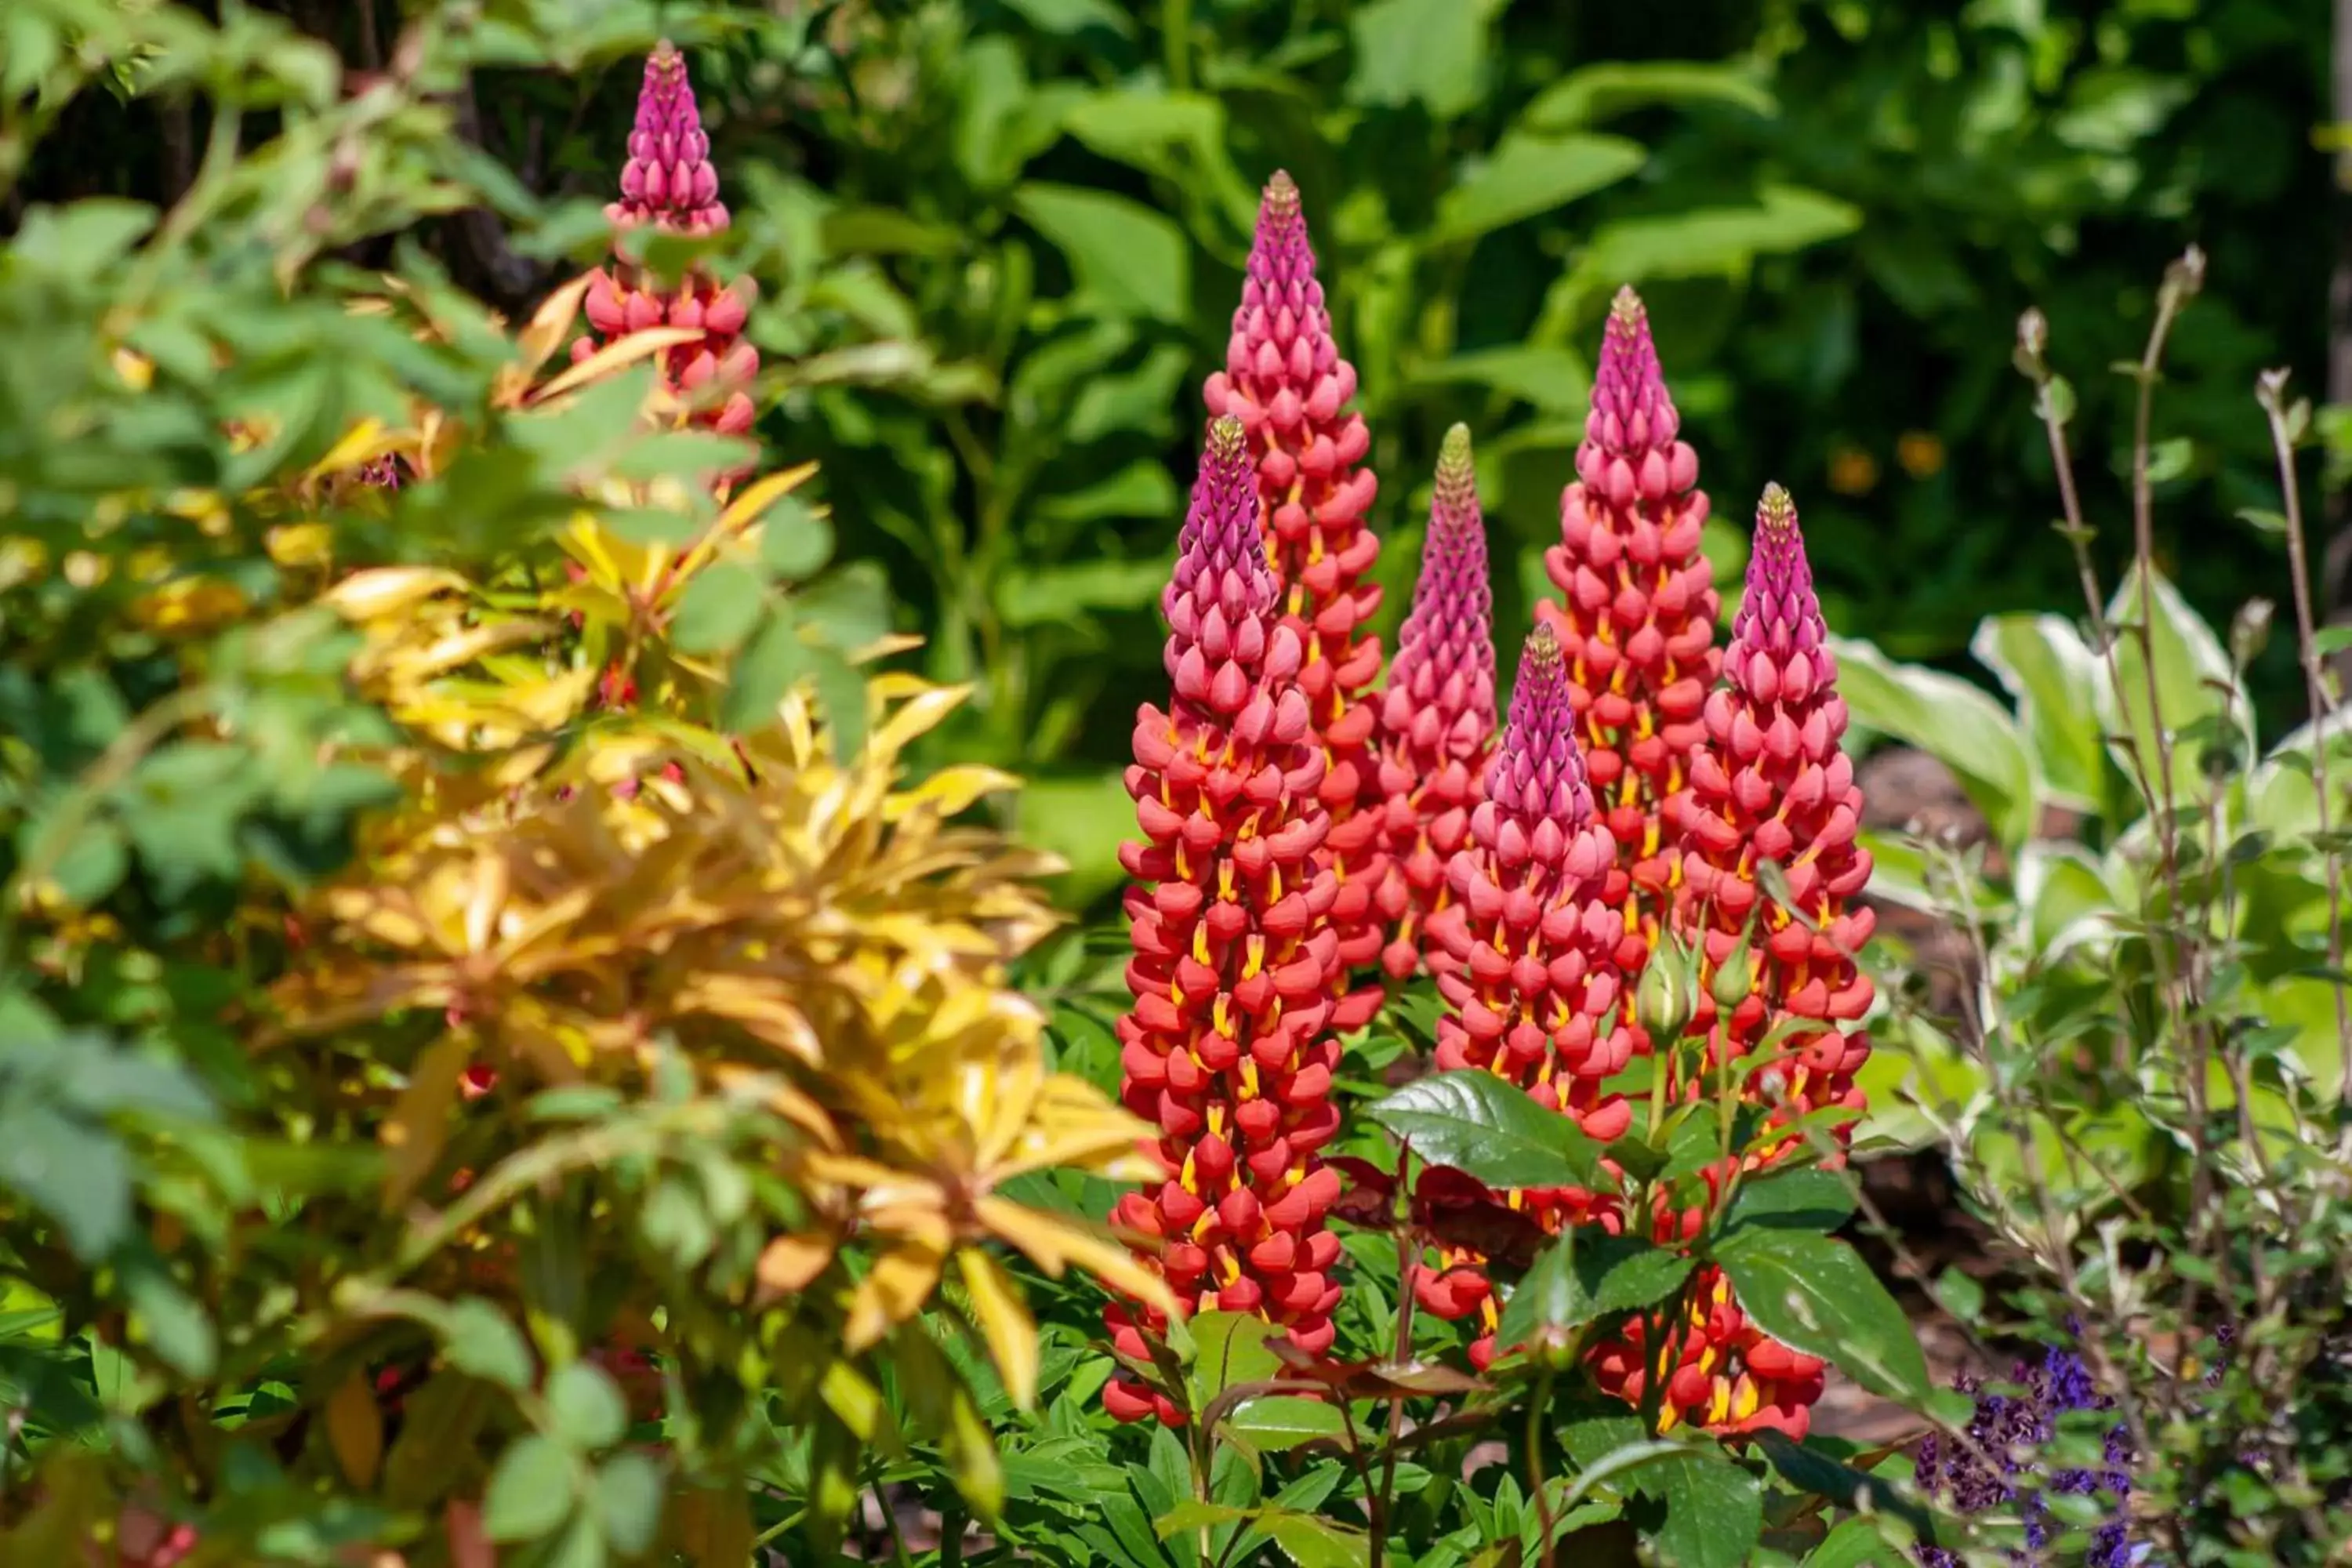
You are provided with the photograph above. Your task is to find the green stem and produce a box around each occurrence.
[1526,1368,1558,1568]
[1163,0,1192,92]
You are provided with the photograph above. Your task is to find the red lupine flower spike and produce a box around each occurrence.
[1103,416,1349,1426]
[1416,622,1637,1368]
[1588,1263,1826,1439]
[1203,172,1386,1022]
[1589,484,1871,1445]
[608,42,728,235]
[1537,285,1720,1009]
[1678,484,1874,1145]
[1374,424,1497,981]
[574,42,758,447]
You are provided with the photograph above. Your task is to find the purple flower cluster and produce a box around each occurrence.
[1915,1345,2136,1568]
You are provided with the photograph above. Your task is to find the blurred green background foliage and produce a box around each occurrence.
[22,0,2336,904]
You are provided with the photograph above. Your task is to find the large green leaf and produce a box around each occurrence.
[1495,1232,1693,1347]
[2096,561,2248,808]
[1185,1312,1284,1413]
[1406,344,1591,414]
[1013,184,1190,322]
[1972,612,2109,818]
[1649,1448,1765,1568]
[1345,0,1508,121]
[1830,634,2037,850]
[2016,842,2121,962]
[1523,60,1776,129]
[1572,186,1861,290]
[1062,89,1255,233]
[1224,1396,1347,1451]
[1432,133,1646,244]
[1362,1070,1600,1188]
[1719,1168,1855,1236]
[1711,1229,1930,1402]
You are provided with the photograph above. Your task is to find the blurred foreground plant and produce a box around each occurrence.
[0,17,1160,1566]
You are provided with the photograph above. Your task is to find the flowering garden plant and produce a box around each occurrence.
[2,9,2350,1568]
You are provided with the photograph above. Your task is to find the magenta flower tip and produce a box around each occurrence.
[1169,415,1277,618]
[1485,623,1593,833]
[615,41,726,231]
[1388,424,1494,731]
[1586,285,1683,461]
[1730,484,1828,666]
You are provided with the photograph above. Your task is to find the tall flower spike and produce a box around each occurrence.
[575,42,757,445]
[1414,623,1635,1368]
[1203,173,1386,1022]
[1677,484,1874,1149]
[1374,424,1497,980]
[1537,286,1720,1014]
[1103,416,1349,1425]
[1586,486,1872,1444]
[608,42,728,234]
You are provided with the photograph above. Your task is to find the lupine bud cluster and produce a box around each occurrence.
[1537,286,1720,998]
[1203,173,1387,1013]
[1915,1344,2136,1568]
[1105,417,1348,1425]
[1413,625,1636,1368]
[1676,485,1874,1152]
[1588,1264,1828,1438]
[1374,426,1498,981]
[574,42,757,441]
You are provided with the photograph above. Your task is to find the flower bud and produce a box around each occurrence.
[1708,927,1755,1013]
[1637,933,1698,1044]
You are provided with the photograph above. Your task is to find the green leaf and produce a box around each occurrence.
[0,1105,128,1260]
[1711,1230,1929,1402]
[1830,634,2036,850]
[1523,60,1776,129]
[1262,1512,1371,1568]
[1036,464,1185,528]
[1719,1169,1855,1236]
[2313,625,2352,658]
[1650,1449,1765,1568]
[593,1450,666,1554]
[1971,613,2110,818]
[1433,134,1646,244]
[1802,1516,1910,1566]
[11,200,158,277]
[1000,558,1169,628]
[1496,1233,1693,1348]
[2097,561,2246,804]
[1187,1312,1285,1411]
[544,1362,629,1450]
[1225,1396,1348,1451]
[441,1299,536,1390]
[1573,186,1862,288]
[1063,90,1254,231]
[1407,346,1591,414]
[1155,1499,1252,1537]
[720,605,809,735]
[1016,769,1134,906]
[1346,0,1508,121]
[668,562,765,655]
[1014,185,1190,322]
[1362,1070,1600,1188]
[1000,0,1135,35]
[811,644,871,758]
[122,1260,215,1377]
[1754,1432,1935,1540]
[759,497,834,580]
[484,1435,579,1541]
